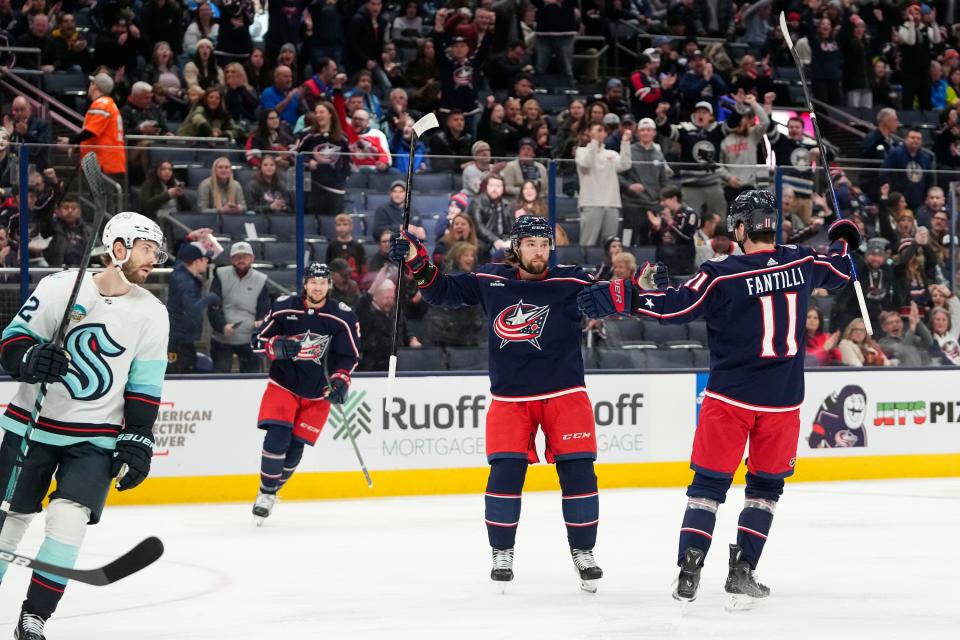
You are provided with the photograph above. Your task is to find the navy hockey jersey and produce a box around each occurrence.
[253,294,361,399]
[632,243,852,409]
[418,263,590,400]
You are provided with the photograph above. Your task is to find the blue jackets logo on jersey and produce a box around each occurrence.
[291,331,331,363]
[62,323,126,401]
[493,300,550,350]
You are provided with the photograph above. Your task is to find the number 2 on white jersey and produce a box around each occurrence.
[758,292,798,358]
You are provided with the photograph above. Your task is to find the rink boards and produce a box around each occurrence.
[1,368,958,504]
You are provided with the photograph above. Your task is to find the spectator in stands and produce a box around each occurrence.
[245,155,292,214]
[593,236,622,281]
[647,186,698,276]
[326,213,367,283]
[832,238,896,336]
[372,180,426,241]
[434,209,478,264]
[894,240,938,311]
[183,38,223,91]
[142,0,185,55]
[51,12,92,72]
[184,2,219,54]
[382,88,411,136]
[433,10,492,132]
[872,60,896,108]
[428,241,485,347]
[531,122,553,160]
[346,70,384,124]
[879,304,934,366]
[928,284,960,365]
[603,114,636,150]
[630,53,677,122]
[296,101,352,219]
[530,0,577,82]
[57,73,126,182]
[655,100,729,219]
[838,14,871,109]
[366,228,393,276]
[122,81,170,137]
[94,15,143,77]
[141,160,193,221]
[556,99,587,147]
[177,87,243,142]
[390,113,430,175]
[143,42,184,96]
[329,257,361,307]
[356,278,420,371]
[245,46,272,92]
[43,196,91,268]
[620,117,671,246]
[260,65,303,127]
[344,0,388,78]
[931,61,949,110]
[602,79,629,118]
[167,243,219,374]
[346,109,391,172]
[935,106,960,168]
[898,2,940,110]
[462,141,495,197]
[488,40,534,93]
[695,211,737,267]
[838,317,889,367]
[432,193,469,242]
[882,128,934,212]
[405,39,440,90]
[469,174,513,258]
[515,180,547,218]
[478,97,520,159]
[223,63,259,128]
[217,0,255,58]
[719,93,770,203]
[678,50,727,116]
[929,210,952,265]
[915,186,947,228]
[576,122,632,246]
[391,0,423,51]
[301,57,337,111]
[611,252,638,281]
[245,109,295,169]
[14,12,60,72]
[861,108,901,201]
[946,69,960,106]
[502,138,547,197]
[769,115,818,224]
[602,112,620,140]
[521,98,547,132]
[207,241,269,373]
[379,41,406,86]
[7,96,49,171]
[805,307,840,366]
[429,110,474,173]
[198,156,248,214]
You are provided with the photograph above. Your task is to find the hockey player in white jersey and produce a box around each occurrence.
[0,213,169,640]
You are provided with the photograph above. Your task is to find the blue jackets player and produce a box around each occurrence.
[249,263,360,523]
[390,216,604,593]
[579,190,860,608]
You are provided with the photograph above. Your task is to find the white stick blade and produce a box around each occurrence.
[778,12,794,49]
[413,112,440,138]
[853,281,875,336]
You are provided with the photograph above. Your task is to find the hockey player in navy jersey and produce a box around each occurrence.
[0,212,170,639]
[578,190,860,609]
[250,263,360,523]
[390,216,604,593]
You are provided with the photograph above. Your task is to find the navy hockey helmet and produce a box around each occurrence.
[728,190,778,237]
[304,262,332,284]
[511,215,555,250]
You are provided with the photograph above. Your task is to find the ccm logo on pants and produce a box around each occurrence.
[562,432,592,440]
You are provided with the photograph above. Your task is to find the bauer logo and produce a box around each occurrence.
[329,390,373,441]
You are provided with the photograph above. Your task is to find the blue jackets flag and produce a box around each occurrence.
[632,243,852,409]
[253,294,361,400]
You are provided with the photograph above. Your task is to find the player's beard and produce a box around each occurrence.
[519,257,548,275]
[305,292,327,306]
[120,259,150,284]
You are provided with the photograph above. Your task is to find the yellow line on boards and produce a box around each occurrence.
[105,453,960,506]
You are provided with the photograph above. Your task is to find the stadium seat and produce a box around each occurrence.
[630,246,656,265]
[555,197,579,218]
[413,173,454,192]
[596,348,646,369]
[167,212,219,240]
[261,268,298,292]
[642,322,687,344]
[561,222,579,244]
[187,166,211,187]
[268,215,298,240]
[310,241,329,262]
[537,93,573,113]
[345,173,369,189]
[363,243,382,261]
[581,347,598,369]
[584,247,605,265]
[317,215,365,239]
[691,348,710,368]
[149,146,198,168]
[365,193,391,211]
[556,246,584,264]
[396,347,445,372]
[646,349,693,369]
[367,173,396,192]
[220,213,270,239]
[260,241,304,267]
[43,71,87,95]
[687,321,708,346]
[446,347,487,371]
[604,318,645,344]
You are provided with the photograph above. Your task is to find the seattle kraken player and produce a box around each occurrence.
[0,212,169,639]
[390,216,604,593]
[579,191,859,609]
[250,263,360,523]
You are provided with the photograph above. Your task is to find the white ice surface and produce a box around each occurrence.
[0,478,957,639]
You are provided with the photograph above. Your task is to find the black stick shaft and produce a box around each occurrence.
[390,138,419,357]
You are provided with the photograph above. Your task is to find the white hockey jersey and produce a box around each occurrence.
[0,271,169,450]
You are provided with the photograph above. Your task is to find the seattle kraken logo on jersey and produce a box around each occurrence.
[292,331,331,363]
[493,300,550,350]
[62,324,126,401]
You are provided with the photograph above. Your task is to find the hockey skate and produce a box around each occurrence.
[724,544,770,611]
[252,491,277,526]
[491,548,514,593]
[14,610,46,640]
[571,548,603,594]
[672,547,705,604]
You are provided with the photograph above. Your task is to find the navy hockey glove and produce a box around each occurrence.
[389,230,429,272]
[577,278,633,319]
[20,343,70,384]
[636,261,669,291]
[827,219,861,249]
[112,425,154,491]
[266,336,301,360]
[327,371,351,405]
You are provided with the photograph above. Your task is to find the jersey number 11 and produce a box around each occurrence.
[758,293,799,358]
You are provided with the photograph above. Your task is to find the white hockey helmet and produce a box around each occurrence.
[102,212,168,266]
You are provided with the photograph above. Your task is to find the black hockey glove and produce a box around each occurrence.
[389,230,429,272]
[578,278,633,319]
[266,336,301,360]
[20,343,70,384]
[827,219,861,249]
[112,425,154,491]
[327,371,351,405]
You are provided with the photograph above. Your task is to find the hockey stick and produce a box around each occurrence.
[385,112,439,408]
[0,536,164,586]
[778,12,874,335]
[322,343,372,488]
[1,153,113,519]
